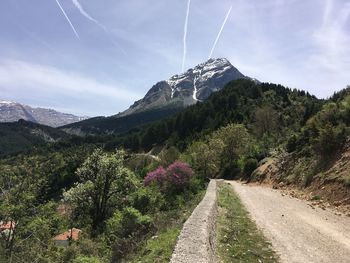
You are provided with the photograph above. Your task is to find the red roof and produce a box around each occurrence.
[0,221,16,231]
[53,228,81,241]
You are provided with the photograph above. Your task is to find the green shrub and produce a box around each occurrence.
[243,158,258,180]
[311,195,321,201]
[107,207,152,239]
[286,134,298,152]
[343,176,350,188]
[221,161,241,179]
[73,256,102,263]
[314,124,346,159]
[303,171,314,187]
[107,207,152,261]
[131,187,166,213]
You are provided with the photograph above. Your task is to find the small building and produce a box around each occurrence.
[0,221,16,231]
[52,228,82,247]
[0,221,16,240]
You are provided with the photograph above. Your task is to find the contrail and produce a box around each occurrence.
[54,0,80,39]
[208,5,232,59]
[71,0,126,55]
[182,0,191,72]
[72,0,107,32]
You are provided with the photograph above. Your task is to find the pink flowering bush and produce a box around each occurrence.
[166,161,193,187]
[143,161,193,190]
[143,166,167,187]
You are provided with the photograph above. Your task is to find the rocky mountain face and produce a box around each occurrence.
[119,58,249,116]
[62,58,255,135]
[0,100,87,127]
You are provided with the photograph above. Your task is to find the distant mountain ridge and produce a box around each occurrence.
[0,100,87,127]
[119,58,251,116]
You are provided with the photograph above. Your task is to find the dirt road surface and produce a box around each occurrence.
[228,181,350,263]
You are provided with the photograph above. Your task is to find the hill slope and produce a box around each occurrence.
[252,87,350,205]
[0,120,69,155]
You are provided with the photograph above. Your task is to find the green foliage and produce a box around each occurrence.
[130,227,180,263]
[185,139,224,180]
[313,123,345,158]
[130,187,165,214]
[286,133,298,152]
[0,120,69,156]
[118,79,321,152]
[63,107,182,137]
[158,146,180,166]
[107,207,152,239]
[303,170,315,187]
[243,158,258,180]
[343,176,350,188]
[73,256,103,263]
[294,95,350,161]
[311,195,321,201]
[0,164,70,261]
[185,123,255,180]
[253,106,279,137]
[129,190,204,263]
[63,148,140,236]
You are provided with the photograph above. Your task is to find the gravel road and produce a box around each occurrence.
[228,181,350,263]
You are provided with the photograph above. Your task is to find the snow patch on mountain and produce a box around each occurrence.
[0,100,88,127]
[119,58,251,117]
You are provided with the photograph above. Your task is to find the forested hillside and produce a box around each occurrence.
[0,120,69,156]
[110,79,322,152]
[61,107,181,136]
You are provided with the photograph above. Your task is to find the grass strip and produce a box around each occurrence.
[217,183,278,263]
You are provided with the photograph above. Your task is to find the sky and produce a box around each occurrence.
[0,0,349,116]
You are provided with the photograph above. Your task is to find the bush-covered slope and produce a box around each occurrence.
[252,87,350,205]
[0,119,69,156]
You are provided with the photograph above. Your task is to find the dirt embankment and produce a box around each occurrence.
[252,148,350,215]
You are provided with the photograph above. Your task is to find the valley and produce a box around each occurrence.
[2,1,350,262]
[0,59,349,262]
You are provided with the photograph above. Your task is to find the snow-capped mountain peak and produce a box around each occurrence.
[0,100,16,105]
[119,58,248,116]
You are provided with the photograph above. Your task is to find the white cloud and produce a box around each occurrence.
[311,0,350,72]
[0,59,141,102]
